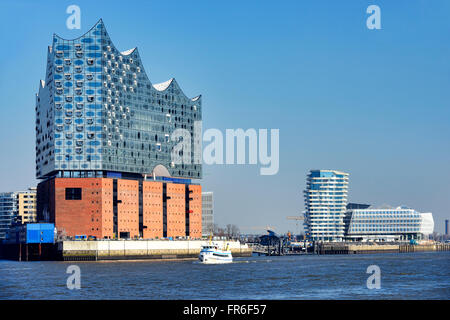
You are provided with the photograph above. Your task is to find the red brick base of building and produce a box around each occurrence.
[36,177,202,239]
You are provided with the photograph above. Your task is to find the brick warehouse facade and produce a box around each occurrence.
[37,178,202,239]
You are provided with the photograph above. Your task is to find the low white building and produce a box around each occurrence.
[345,206,434,241]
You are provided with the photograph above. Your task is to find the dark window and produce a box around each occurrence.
[65,188,82,200]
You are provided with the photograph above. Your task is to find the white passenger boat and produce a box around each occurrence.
[198,242,233,264]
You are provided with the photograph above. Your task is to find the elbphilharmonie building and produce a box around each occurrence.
[35,19,202,240]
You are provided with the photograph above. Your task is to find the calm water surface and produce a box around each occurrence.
[1,252,449,299]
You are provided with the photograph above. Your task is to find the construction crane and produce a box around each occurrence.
[286,215,304,238]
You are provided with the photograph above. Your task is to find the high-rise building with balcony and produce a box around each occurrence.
[303,170,349,241]
[35,19,202,239]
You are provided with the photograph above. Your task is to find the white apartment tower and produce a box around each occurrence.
[304,170,349,241]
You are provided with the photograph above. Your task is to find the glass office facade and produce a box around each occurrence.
[346,207,434,241]
[303,170,349,241]
[0,192,18,240]
[36,19,202,180]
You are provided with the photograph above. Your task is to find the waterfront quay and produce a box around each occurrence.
[0,239,252,261]
[249,242,450,256]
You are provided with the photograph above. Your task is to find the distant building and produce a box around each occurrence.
[0,188,37,240]
[345,206,434,241]
[445,219,449,236]
[16,188,37,224]
[0,192,18,240]
[303,170,349,241]
[202,192,213,237]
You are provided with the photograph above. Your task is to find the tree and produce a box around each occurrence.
[214,224,225,237]
[231,225,240,238]
[226,224,232,238]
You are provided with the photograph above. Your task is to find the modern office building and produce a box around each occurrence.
[0,188,37,240]
[35,19,202,239]
[344,203,371,234]
[445,219,449,236]
[303,170,349,241]
[345,206,434,241]
[0,192,18,240]
[202,192,214,237]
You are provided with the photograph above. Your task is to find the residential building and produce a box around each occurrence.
[17,188,37,224]
[0,188,38,240]
[303,170,349,241]
[202,192,213,237]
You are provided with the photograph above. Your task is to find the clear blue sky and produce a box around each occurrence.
[0,0,449,234]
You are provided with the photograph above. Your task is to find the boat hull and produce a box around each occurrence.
[198,251,233,264]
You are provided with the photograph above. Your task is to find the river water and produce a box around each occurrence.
[0,252,449,299]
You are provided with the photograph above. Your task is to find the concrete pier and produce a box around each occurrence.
[59,239,252,261]
[316,243,450,255]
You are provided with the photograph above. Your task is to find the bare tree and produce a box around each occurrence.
[214,224,225,236]
[226,224,232,238]
[231,225,240,238]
